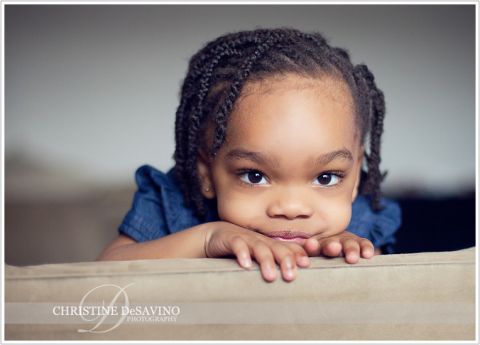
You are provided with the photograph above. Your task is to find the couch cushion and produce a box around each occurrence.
[5,248,476,340]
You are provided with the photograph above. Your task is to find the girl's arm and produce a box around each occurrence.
[97,223,209,261]
[97,221,310,282]
[98,222,376,282]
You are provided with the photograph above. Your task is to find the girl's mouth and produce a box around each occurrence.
[263,231,312,245]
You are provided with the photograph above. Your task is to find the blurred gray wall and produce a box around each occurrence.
[5,4,476,197]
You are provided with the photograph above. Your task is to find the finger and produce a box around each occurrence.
[230,236,253,269]
[280,255,296,282]
[282,242,310,268]
[269,242,298,282]
[303,237,321,256]
[359,239,374,259]
[304,236,343,257]
[342,238,361,264]
[319,238,342,257]
[251,241,277,282]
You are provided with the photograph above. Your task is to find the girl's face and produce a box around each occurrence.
[198,73,363,243]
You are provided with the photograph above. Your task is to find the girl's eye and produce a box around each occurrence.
[239,170,268,185]
[314,173,341,187]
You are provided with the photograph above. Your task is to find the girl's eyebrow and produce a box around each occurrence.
[225,149,280,167]
[224,148,353,167]
[314,148,353,166]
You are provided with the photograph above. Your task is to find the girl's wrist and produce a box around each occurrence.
[199,221,224,258]
[202,222,213,258]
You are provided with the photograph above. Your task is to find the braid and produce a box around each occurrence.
[184,46,242,213]
[173,27,388,218]
[174,30,282,210]
[353,64,387,211]
[211,30,289,153]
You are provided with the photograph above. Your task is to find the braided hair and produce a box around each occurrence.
[173,27,387,219]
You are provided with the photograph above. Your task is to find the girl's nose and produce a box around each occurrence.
[266,189,314,220]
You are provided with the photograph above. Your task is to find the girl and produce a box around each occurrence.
[99,28,401,282]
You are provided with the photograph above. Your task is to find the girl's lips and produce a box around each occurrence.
[263,231,312,245]
[270,236,308,245]
[263,231,312,239]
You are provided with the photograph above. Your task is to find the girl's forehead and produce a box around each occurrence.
[223,73,359,152]
[232,73,355,125]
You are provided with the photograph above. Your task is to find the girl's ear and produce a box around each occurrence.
[197,148,216,199]
[351,147,364,202]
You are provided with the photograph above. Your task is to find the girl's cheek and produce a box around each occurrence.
[216,193,262,225]
[310,197,352,235]
[327,201,353,232]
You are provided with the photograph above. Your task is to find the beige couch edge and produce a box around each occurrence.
[5,247,476,340]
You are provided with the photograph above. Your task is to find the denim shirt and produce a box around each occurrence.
[119,165,402,253]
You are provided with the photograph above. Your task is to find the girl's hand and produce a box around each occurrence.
[302,231,375,264]
[204,221,311,282]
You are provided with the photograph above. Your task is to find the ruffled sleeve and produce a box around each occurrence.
[118,165,205,242]
[347,195,402,254]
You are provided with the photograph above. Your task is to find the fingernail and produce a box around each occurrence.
[241,255,252,268]
[347,253,358,263]
[284,258,293,273]
[306,238,318,248]
[283,258,295,281]
[284,257,293,270]
[363,248,373,258]
[264,264,276,281]
[298,256,310,266]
